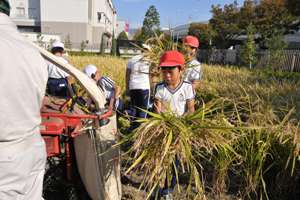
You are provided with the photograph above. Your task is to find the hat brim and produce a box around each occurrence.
[184,43,199,48]
[160,62,183,67]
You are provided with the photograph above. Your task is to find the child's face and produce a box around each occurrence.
[184,45,197,60]
[93,71,101,81]
[161,67,181,84]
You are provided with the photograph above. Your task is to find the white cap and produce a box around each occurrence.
[142,43,151,51]
[52,41,64,50]
[83,64,98,78]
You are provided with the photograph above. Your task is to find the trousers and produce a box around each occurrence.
[0,133,46,200]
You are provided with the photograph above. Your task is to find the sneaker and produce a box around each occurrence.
[164,193,173,200]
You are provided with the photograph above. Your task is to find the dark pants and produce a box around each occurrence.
[47,78,69,97]
[128,89,150,129]
[129,89,150,118]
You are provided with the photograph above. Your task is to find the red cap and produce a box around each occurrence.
[183,35,199,48]
[159,51,185,67]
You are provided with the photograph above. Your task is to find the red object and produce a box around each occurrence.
[159,50,185,67]
[125,22,129,33]
[183,35,200,48]
[43,136,60,157]
[40,110,113,180]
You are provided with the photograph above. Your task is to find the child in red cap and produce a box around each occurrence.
[183,35,202,90]
[154,50,195,116]
[152,51,195,198]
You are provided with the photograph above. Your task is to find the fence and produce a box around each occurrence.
[197,49,300,72]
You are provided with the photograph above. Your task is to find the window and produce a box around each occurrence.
[16,7,25,17]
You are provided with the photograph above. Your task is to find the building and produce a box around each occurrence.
[171,21,208,41]
[8,0,117,51]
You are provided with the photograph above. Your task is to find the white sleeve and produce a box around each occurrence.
[154,84,164,100]
[189,65,202,81]
[185,84,195,101]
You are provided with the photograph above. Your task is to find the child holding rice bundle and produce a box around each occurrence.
[153,50,195,199]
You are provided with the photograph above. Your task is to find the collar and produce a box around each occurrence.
[164,80,184,94]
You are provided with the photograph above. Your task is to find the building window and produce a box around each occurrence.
[97,12,102,23]
[16,7,25,17]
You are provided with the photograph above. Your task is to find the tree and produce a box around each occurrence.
[241,23,257,69]
[141,5,160,41]
[286,0,300,16]
[80,40,88,52]
[111,32,117,56]
[209,1,241,48]
[36,33,44,47]
[117,31,129,40]
[188,23,215,49]
[64,34,72,50]
[265,32,287,71]
[254,0,296,47]
[239,0,256,30]
[285,0,300,30]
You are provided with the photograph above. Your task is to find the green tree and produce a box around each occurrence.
[117,31,129,40]
[64,34,72,50]
[36,33,44,47]
[286,0,300,16]
[285,0,300,30]
[265,32,287,71]
[209,1,241,48]
[239,0,256,30]
[80,40,88,52]
[241,23,257,69]
[188,23,215,49]
[255,0,296,47]
[111,32,117,56]
[141,5,160,41]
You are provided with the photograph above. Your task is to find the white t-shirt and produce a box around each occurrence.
[184,59,202,83]
[127,55,150,90]
[154,81,195,116]
[47,56,69,79]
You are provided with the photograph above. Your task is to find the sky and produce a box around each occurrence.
[114,0,245,29]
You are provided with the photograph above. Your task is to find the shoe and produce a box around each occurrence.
[164,193,173,200]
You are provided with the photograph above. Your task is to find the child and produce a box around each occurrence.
[83,64,123,113]
[182,35,202,90]
[154,50,195,116]
[153,50,195,199]
[47,41,73,97]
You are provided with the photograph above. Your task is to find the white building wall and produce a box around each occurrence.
[92,0,116,33]
[9,0,117,51]
[9,0,40,28]
[40,0,88,23]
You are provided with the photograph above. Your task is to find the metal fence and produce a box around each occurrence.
[197,49,300,72]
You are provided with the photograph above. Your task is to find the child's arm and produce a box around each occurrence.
[186,83,196,114]
[186,99,195,113]
[108,97,115,112]
[191,80,200,90]
[154,99,162,114]
[114,85,121,99]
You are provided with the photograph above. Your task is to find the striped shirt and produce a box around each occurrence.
[97,76,115,101]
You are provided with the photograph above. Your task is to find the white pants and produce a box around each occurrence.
[0,134,46,200]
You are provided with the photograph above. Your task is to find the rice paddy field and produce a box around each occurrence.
[70,55,300,200]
